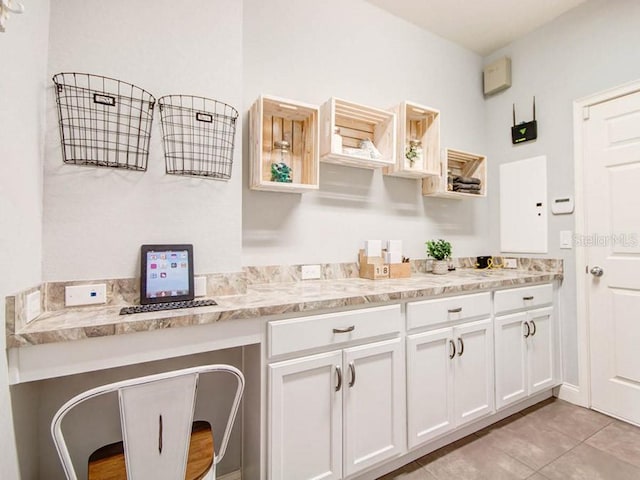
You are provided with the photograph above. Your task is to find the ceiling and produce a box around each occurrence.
[365,0,587,56]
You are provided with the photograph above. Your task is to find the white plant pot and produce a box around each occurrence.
[432,260,448,275]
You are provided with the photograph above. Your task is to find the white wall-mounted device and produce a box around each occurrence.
[483,56,511,96]
[551,196,574,214]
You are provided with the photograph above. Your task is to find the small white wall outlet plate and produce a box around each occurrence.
[504,258,518,269]
[65,284,107,307]
[301,264,321,280]
[560,230,573,249]
[25,290,41,323]
[195,276,207,297]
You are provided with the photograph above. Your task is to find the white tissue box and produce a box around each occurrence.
[386,240,402,254]
[384,251,402,264]
[364,240,382,258]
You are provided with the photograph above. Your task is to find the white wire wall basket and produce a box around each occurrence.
[158,95,239,180]
[52,72,156,171]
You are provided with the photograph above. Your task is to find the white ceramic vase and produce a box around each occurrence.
[432,260,448,275]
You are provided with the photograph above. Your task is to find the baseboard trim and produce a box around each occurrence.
[555,382,588,407]
[218,470,242,480]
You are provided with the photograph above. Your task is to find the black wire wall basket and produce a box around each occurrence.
[158,95,239,180]
[52,73,156,171]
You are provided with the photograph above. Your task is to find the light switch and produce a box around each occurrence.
[560,230,573,249]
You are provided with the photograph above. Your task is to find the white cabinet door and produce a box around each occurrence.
[528,307,555,394]
[269,351,343,480]
[406,327,455,449]
[453,318,494,426]
[494,312,528,409]
[343,338,405,477]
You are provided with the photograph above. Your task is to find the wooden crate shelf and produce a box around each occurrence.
[385,101,440,179]
[249,95,319,193]
[320,97,396,169]
[422,148,487,199]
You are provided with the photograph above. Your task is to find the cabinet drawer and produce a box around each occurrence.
[406,292,491,331]
[494,284,553,314]
[268,305,401,357]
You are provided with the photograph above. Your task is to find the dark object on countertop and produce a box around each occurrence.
[119,298,217,315]
[476,256,492,269]
[402,256,410,263]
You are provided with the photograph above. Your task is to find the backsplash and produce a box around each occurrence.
[5,256,563,333]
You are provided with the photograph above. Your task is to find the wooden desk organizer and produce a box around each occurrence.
[358,249,411,280]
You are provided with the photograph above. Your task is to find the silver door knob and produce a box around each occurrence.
[590,266,604,277]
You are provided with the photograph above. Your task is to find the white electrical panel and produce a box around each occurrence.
[500,156,548,253]
[483,56,511,95]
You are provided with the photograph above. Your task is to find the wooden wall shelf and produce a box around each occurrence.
[385,101,440,179]
[422,148,487,199]
[320,97,396,169]
[249,95,319,193]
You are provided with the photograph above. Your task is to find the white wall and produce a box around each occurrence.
[0,1,50,477]
[484,0,640,386]
[242,0,490,266]
[43,0,243,281]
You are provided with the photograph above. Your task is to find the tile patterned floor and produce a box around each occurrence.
[380,398,640,480]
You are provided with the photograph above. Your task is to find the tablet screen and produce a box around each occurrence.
[140,244,194,304]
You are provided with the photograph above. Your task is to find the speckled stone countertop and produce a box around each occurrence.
[8,268,561,348]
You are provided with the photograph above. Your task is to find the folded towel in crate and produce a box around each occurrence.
[453,185,481,194]
[453,182,481,191]
[453,175,481,185]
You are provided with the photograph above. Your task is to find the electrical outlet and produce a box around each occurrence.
[195,276,207,297]
[504,258,518,269]
[301,264,321,280]
[25,290,41,323]
[65,284,107,307]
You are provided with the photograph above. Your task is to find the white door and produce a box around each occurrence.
[406,327,455,448]
[453,318,494,426]
[269,351,342,480]
[527,307,555,395]
[584,90,640,424]
[343,338,404,477]
[494,312,528,409]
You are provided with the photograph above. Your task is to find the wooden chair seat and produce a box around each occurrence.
[88,420,214,480]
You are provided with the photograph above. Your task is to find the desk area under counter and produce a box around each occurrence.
[5,261,563,480]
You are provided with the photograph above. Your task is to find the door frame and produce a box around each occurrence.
[571,78,640,408]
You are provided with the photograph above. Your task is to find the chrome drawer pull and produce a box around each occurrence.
[523,296,534,301]
[530,320,537,336]
[333,325,355,334]
[449,339,456,359]
[457,337,464,356]
[524,321,531,338]
[335,365,342,392]
[448,307,463,313]
[348,362,356,388]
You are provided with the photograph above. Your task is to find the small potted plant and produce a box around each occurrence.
[426,239,452,275]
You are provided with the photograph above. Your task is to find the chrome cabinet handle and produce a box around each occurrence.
[524,321,531,338]
[348,362,356,388]
[457,337,464,356]
[335,365,342,392]
[449,339,456,359]
[530,320,537,336]
[448,307,462,313]
[333,325,355,334]
[590,266,604,277]
[523,296,534,301]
